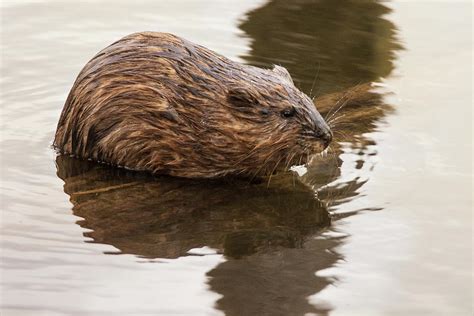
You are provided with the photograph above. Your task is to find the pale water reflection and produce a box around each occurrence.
[1,0,472,315]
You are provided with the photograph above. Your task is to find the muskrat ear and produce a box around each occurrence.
[272,65,294,84]
[227,86,259,108]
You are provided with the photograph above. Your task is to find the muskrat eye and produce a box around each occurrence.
[281,107,296,118]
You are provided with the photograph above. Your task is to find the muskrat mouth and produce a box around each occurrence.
[291,140,330,167]
[298,137,328,153]
[300,129,333,152]
[307,141,327,153]
[256,144,327,177]
[288,146,319,168]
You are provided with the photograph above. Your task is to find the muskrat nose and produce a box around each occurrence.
[316,128,332,149]
[322,130,332,149]
[311,128,332,149]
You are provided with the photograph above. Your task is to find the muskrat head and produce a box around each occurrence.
[223,65,332,177]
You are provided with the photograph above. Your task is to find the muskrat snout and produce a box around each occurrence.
[309,127,332,149]
[306,110,332,150]
[320,129,332,149]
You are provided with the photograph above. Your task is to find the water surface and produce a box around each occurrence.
[1,0,472,315]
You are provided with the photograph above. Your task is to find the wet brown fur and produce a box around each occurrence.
[54,32,331,178]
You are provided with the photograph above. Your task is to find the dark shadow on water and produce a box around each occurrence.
[55,0,401,315]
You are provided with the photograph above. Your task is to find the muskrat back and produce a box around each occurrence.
[54,32,332,178]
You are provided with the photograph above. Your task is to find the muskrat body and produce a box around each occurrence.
[54,32,331,178]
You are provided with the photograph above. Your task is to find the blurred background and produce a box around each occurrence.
[0,0,472,315]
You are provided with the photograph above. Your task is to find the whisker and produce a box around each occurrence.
[328,113,347,126]
[309,61,321,99]
[249,142,288,181]
[326,98,349,123]
[323,92,346,121]
[285,150,298,170]
[266,155,285,187]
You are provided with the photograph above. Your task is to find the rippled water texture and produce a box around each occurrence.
[1,1,472,315]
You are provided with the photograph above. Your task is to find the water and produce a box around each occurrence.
[1,1,472,315]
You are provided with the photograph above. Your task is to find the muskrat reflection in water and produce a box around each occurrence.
[56,155,331,259]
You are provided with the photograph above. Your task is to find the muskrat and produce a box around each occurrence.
[54,32,332,178]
